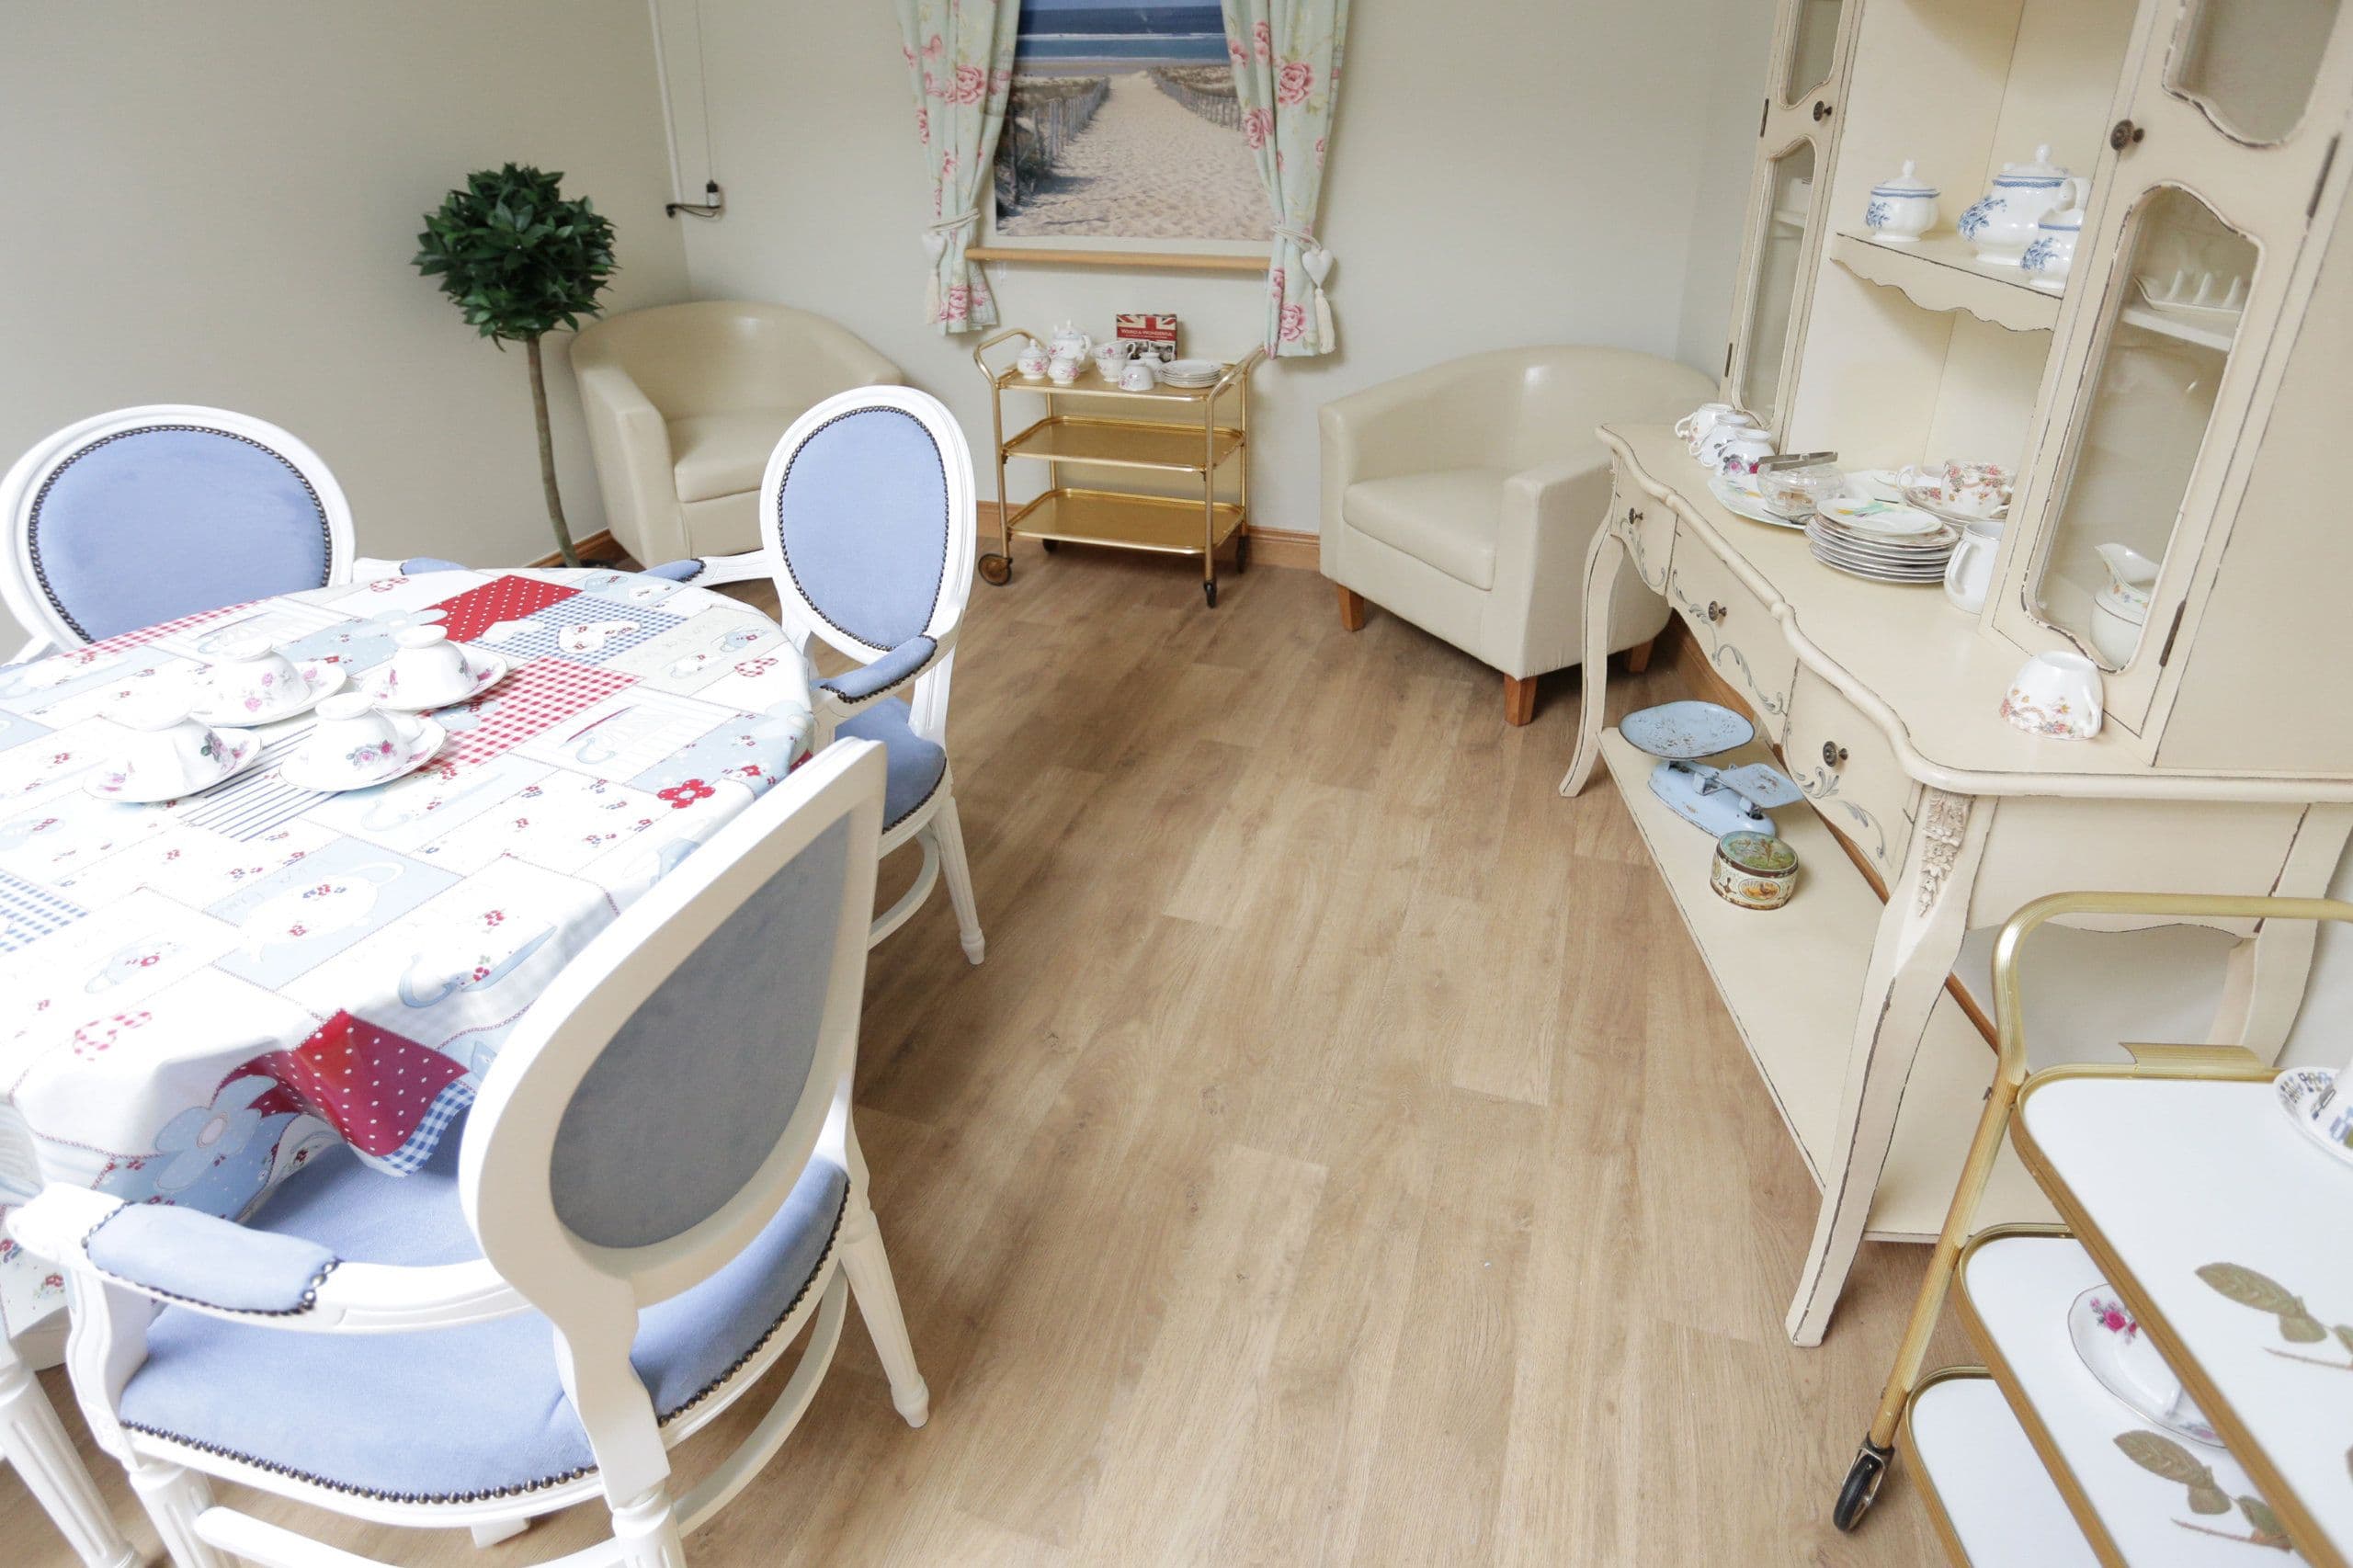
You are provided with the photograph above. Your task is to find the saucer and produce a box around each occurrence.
[364,650,506,712]
[2276,1068,2353,1171]
[2066,1284,2222,1447]
[1816,494,1945,537]
[188,660,347,725]
[278,717,447,794]
[84,730,264,803]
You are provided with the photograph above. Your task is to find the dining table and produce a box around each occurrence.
[0,564,816,1341]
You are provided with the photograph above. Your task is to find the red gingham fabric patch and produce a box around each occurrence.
[430,574,578,642]
[442,656,635,769]
[81,601,257,658]
[228,1012,468,1160]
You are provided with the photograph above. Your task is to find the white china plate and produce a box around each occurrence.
[1160,359,1224,385]
[1816,494,1943,537]
[1807,533,1956,566]
[188,659,347,725]
[1621,699,1755,761]
[1807,548,1947,584]
[2065,1284,2222,1447]
[364,650,506,711]
[84,730,265,802]
[1707,475,1807,530]
[278,717,448,794]
[2277,1068,2353,1171]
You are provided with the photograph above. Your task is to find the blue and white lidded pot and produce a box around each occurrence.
[1863,161,1939,242]
[2020,179,2089,290]
[1958,144,2074,266]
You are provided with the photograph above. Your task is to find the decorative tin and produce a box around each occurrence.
[1710,831,1799,910]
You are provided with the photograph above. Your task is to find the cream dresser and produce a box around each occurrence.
[1562,0,2353,1346]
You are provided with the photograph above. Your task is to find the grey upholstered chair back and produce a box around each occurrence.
[461,741,886,1316]
[0,406,353,648]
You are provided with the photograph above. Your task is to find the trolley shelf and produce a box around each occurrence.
[1004,488,1245,556]
[1003,415,1244,474]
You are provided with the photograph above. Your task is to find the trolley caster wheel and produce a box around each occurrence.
[1040,539,1060,553]
[1203,579,1219,608]
[1833,1440,1893,1532]
[1233,534,1250,574]
[978,553,1013,586]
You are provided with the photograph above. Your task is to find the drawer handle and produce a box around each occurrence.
[1628,506,1643,526]
[1823,741,1848,769]
[1706,600,1727,624]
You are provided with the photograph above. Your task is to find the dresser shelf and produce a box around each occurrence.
[1827,230,2062,333]
[1597,726,2052,1239]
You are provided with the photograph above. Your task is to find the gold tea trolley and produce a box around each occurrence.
[971,330,1263,608]
[1834,890,2353,1565]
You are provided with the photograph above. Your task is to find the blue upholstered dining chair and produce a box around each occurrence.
[7,740,930,1568]
[0,405,357,661]
[759,384,983,963]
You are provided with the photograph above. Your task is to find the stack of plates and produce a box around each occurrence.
[1159,358,1225,389]
[1805,494,1959,584]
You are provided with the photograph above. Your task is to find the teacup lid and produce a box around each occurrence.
[118,692,194,732]
[1871,160,1939,197]
[1995,143,2069,184]
[315,692,377,721]
[394,624,450,648]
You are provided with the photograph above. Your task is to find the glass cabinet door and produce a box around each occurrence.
[1737,140,1818,430]
[2028,187,2258,670]
[2167,0,2341,143]
[1783,0,1846,106]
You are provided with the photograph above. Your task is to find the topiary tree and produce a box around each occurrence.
[415,164,617,566]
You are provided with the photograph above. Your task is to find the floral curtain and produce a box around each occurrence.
[1222,0,1347,356]
[896,0,1019,333]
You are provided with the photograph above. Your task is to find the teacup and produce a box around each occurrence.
[1047,355,1082,387]
[2001,651,2102,741]
[1903,460,2011,519]
[1120,358,1159,392]
[199,631,307,718]
[381,625,476,708]
[301,694,428,785]
[1014,339,1050,380]
[101,696,243,795]
[1694,414,1763,470]
[1677,402,1739,455]
[1715,430,1778,481]
[1093,340,1133,380]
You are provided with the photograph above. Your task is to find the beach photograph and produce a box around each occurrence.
[991,1,1271,243]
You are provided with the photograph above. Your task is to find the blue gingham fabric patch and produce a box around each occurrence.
[0,869,86,952]
[474,597,686,668]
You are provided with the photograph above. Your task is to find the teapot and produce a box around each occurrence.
[1958,147,2078,266]
[1049,321,1093,360]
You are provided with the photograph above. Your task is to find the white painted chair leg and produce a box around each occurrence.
[128,1460,229,1568]
[609,1487,688,1568]
[0,1346,137,1568]
[931,795,984,965]
[837,1201,929,1427]
[472,1517,531,1548]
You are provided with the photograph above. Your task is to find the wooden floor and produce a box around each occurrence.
[9,547,1966,1565]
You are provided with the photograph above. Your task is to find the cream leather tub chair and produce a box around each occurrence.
[1319,346,1713,723]
[573,302,899,579]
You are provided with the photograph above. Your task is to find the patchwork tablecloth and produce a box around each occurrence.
[0,567,814,1335]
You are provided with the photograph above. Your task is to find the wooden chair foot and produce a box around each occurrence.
[1623,635,1655,675]
[1505,674,1537,726]
[1336,584,1367,631]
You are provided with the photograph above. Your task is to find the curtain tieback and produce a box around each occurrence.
[924,208,982,261]
[1271,224,1334,285]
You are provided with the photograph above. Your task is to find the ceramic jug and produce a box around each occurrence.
[1942,517,2004,614]
[1959,147,2075,266]
[2020,180,2089,290]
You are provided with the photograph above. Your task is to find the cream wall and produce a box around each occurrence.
[661,0,1768,537]
[0,0,689,652]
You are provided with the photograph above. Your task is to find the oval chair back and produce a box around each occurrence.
[758,386,974,734]
[460,739,886,1501]
[0,404,354,656]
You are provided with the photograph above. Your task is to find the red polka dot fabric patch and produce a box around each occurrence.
[430,574,578,642]
[229,1011,472,1170]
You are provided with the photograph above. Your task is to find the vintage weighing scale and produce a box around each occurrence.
[1619,700,1803,836]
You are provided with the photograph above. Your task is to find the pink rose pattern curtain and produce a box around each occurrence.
[1222,0,1347,357]
[897,0,1018,333]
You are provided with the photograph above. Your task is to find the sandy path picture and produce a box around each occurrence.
[993,2,1270,243]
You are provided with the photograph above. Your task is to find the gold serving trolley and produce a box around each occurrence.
[971,330,1264,608]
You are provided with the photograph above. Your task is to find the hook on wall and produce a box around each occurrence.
[665,179,724,220]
